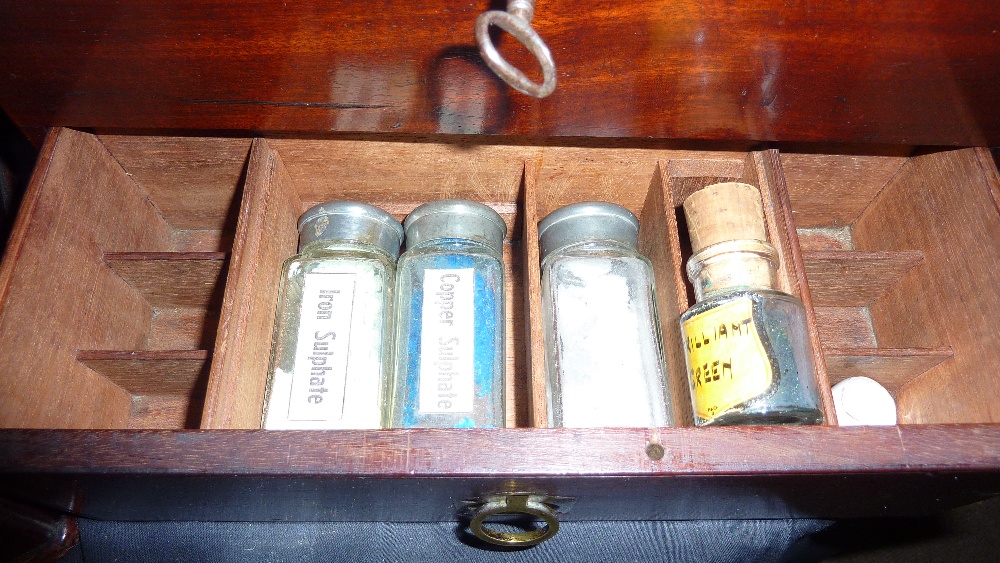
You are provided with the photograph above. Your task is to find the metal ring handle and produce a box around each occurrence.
[475,10,557,98]
[468,495,560,547]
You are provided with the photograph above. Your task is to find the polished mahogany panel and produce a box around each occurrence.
[1,427,1000,521]
[1,1,998,144]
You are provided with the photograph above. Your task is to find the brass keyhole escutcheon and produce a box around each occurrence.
[468,494,560,547]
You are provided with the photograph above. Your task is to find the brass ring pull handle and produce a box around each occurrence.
[475,0,557,98]
[468,494,560,547]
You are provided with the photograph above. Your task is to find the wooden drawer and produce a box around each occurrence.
[1,128,999,522]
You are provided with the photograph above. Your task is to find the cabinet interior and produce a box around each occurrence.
[1,129,997,429]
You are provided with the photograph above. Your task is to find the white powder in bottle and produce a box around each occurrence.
[543,255,671,427]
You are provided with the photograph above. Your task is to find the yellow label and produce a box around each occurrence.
[682,297,773,421]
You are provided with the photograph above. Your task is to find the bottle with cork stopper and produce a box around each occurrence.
[679,182,825,426]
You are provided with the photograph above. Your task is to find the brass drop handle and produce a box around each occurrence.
[467,493,561,547]
[475,0,557,98]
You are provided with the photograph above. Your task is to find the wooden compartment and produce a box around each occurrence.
[782,148,1000,424]
[201,138,532,429]
[196,139,840,430]
[522,149,837,427]
[0,129,250,429]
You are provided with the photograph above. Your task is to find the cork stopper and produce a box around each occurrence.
[682,182,767,253]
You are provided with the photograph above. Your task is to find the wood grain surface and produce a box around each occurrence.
[812,307,877,349]
[780,153,909,228]
[146,307,220,350]
[202,140,302,429]
[803,250,925,307]
[854,148,1000,424]
[2,425,999,476]
[98,136,251,231]
[825,347,954,395]
[104,252,228,308]
[522,159,547,428]
[0,129,175,428]
[2,2,999,144]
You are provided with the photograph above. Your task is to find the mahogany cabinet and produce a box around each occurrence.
[1,0,1000,543]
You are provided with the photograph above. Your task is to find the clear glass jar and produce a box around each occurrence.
[680,183,825,426]
[538,202,672,428]
[390,200,506,428]
[262,201,403,430]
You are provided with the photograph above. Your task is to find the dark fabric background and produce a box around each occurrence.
[65,518,831,562]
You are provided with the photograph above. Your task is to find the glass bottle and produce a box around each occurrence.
[390,200,507,428]
[538,202,673,428]
[262,201,403,430]
[679,183,825,426]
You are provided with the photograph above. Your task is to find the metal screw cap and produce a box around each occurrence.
[298,201,404,259]
[403,199,507,254]
[537,201,639,261]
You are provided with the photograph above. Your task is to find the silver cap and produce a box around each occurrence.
[297,201,404,259]
[538,201,639,261]
[403,199,507,254]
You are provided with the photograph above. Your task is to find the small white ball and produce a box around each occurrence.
[832,376,897,426]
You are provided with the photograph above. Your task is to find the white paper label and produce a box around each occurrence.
[418,268,475,414]
[287,272,356,421]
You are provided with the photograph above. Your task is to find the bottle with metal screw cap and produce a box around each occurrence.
[390,199,507,428]
[262,201,403,430]
[680,183,824,426]
[538,202,673,428]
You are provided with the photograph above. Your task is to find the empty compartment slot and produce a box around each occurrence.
[202,138,531,429]
[782,148,1000,423]
[0,129,249,429]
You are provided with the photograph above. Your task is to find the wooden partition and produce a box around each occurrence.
[782,148,1000,424]
[0,130,249,428]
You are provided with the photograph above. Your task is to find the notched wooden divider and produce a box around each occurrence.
[77,252,231,428]
[824,347,954,393]
[803,250,924,307]
[103,252,229,308]
[783,147,1000,424]
[853,148,1000,423]
[0,129,248,429]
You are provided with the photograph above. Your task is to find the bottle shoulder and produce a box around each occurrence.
[283,244,396,274]
[399,239,503,266]
[542,242,650,267]
[681,288,804,320]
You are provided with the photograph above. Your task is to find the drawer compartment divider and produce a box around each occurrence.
[825,347,954,393]
[103,252,229,308]
[77,349,211,395]
[803,250,924,307]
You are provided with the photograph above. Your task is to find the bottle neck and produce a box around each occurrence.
[687,239,778,301]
